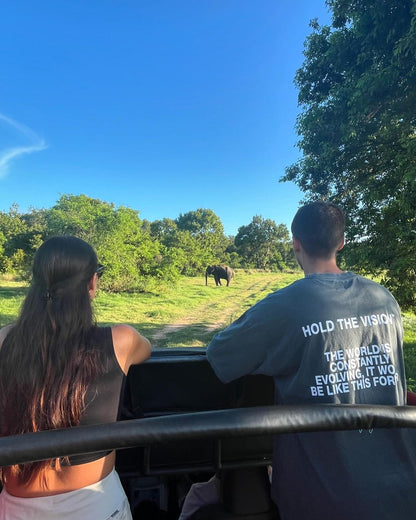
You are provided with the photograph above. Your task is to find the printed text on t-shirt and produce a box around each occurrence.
[304,311,399,397]
[302,313,394,338]
[310,343,398,397]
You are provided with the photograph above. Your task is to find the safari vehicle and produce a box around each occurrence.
[2,347,416,520]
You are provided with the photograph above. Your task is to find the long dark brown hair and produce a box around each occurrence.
[0,236,103,484]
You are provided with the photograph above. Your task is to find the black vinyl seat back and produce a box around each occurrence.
[117,348,275,476]
[122,348,274,418]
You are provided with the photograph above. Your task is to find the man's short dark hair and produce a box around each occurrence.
[291,201,345,259]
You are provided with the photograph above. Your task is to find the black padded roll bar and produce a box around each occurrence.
[1,404,416,467]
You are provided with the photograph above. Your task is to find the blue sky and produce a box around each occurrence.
[0,1,331,236]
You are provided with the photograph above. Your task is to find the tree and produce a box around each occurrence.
[0,204,40,274]
[235,216,292,270]
[45,195,175,291]
[45,194,118,245]
[175,209,229,270]
[150,218,178,241]
[283,0,416,308]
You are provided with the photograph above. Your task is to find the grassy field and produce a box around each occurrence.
[0,271,301,346]
[1,271,416,387]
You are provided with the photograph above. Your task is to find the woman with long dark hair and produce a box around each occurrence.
[0,236,151,519]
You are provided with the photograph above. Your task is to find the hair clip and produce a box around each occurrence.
[43,290,53,301]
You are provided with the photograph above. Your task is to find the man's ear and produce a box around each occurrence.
[88,274,98,299]
[337,236,345,252]
[292,236,301,252]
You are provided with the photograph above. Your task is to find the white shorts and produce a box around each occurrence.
[0,469,132,520]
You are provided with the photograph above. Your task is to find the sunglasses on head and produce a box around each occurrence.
[95,264,105,278]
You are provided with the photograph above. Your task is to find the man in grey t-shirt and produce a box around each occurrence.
[207,202,416,520]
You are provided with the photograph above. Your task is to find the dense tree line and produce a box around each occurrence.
[0,195,297,291]
[283,0,416,309]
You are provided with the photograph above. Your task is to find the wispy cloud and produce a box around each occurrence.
[0,113,47,178]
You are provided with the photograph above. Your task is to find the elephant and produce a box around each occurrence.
[205,265,234,287]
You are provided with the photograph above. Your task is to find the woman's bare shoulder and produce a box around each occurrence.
[111,324,152,374]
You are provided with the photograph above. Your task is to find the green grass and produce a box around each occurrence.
[94,270,301,347]
[1,271,416,386]
[403,313,416,391]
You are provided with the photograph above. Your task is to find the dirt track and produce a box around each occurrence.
[150,276,282,348]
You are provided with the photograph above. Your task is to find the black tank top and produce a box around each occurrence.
[2,326,125,466]
[67,326,125,465]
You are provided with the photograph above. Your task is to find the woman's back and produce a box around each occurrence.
[0,236,151,518]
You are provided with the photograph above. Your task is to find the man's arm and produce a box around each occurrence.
[207,302,273,383]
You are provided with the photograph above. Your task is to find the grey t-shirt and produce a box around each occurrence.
[208,272,405,404]
[207,272,416,519]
